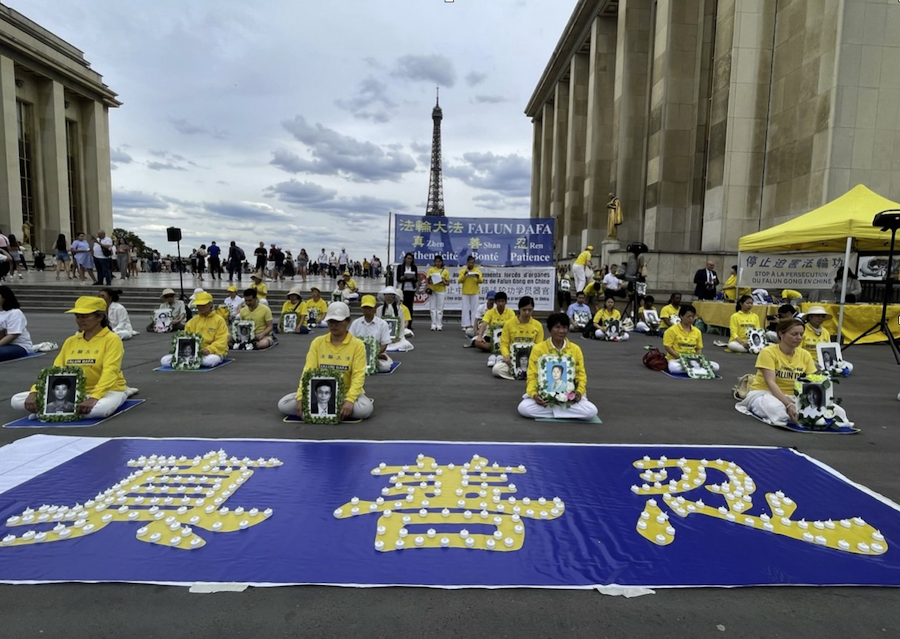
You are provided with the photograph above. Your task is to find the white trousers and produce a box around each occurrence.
[160,354,223,368]
[594,329,630,340]
[11,390,127,419]
[572,264,586,293]
[518,395,598,420]
[461,294,478,328]
[429,291,446,328]
[376,355,393,373]
[739,390,850,426]
[727,341,748,353]
[114,329,133,341]
[667,359,720,374]
[492,360,516,380]
[386,338,414,352]
[278,393,373,420]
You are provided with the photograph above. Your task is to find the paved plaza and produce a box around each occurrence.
[1,310,899,637]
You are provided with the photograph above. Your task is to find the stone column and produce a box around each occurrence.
[539,102,555,251]
[0,56,21,239]
[530,118,542,219]
[37,78,69,251]
[82,100,113,235]
[564,53,589,257]
[610,0,652,247]
[550,82,569,256]
[583,15,618,251]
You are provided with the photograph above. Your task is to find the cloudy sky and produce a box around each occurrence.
[17,0,577,260]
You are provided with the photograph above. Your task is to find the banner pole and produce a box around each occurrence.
[386,211,392,286]
[837,236,852,344]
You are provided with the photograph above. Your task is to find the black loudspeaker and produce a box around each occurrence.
[626,242,649,255]
[874,211,900,231]
[166,227,182,242]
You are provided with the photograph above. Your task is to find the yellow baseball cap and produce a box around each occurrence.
[227,285,237,292]
[194,292,214,306]
[586,245,594,251]
[65,296,108,315]
[360,295,377,307]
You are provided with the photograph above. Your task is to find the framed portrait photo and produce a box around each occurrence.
[572,310,591,328]
[679,354,715,379]
[307,308,319,328]
[510,343,533,380]
[384,317,401,341]
[300,368,345,424]
[745,328,767,354]
[536,353,576,406]
[231,320,256,350]
[170,332,203,370]
[643,309,660,327]
[816,342,843,373]
[361,336,379,376]
[489,323,505,355]
[36,366,86,423]
[280,312,299,334]
[636,282,647,297]
[152,309,172,333]
[604,318,621,340]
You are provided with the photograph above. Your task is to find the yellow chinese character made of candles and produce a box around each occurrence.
[2,450,279,551]
[334,454,564,552]
[630,456,887,556]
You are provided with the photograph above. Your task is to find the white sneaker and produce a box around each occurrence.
[430,325,436,331]
[487,354,497,367]
[436,326,442,331]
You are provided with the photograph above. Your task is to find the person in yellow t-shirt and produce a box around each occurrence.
[662,304,719,375]
[458,255,483,329]
[659,292,682,330]
[160,292,228,368]
[517,313,598,420]
[12,296,130,419]
[572,245,593,293]
[277,301,373,421]
[341,271,360,301]
[233,288,275,349]
[279,287,309,334]
[726,295,761,353]
[492,296,545,380]
[802,305,853,373]
[249,271,269,306]
[592,296,630,341]
[721,265,752,302]
[426,255,451,331]
[475,291,514,361]
[736,318,851,426]
[306,286,329,328]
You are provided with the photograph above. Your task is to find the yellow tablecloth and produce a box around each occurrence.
[800,303,900,344]
[694,301,779,331]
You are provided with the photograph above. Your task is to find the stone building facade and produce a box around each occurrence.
[527,0,900,291]
[0,3,119,252]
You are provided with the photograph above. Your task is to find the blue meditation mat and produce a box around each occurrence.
[534,416,603,424]
[662,370,723,380]
[376,361,401,374]
[153,358,234,372]
[2,399,145,429]
[734,404,859,434]
[0,352,46,365]
[282,415,363,424]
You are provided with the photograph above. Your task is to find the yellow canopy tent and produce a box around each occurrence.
[738,184,899,253]
[738,184,900,346]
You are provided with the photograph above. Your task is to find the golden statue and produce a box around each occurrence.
[606,193,623,240]
[21,221,32,247]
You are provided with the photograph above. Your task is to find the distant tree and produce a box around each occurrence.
[113,228,155,258]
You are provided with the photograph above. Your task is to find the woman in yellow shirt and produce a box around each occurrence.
[721,265,752,302]
[249,271,269,306]
[802,305,854,373]
[458,255,483,329]
[11,296,131,419]
[279,287,309,334]
[591,296,630,341]
[426,255,450,331]
[727,295,761,352]
[492,296,545,380]
[662,304,719,374]
[736,318,850,426]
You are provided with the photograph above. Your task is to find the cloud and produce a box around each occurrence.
[168,117,227,139]
[264,179,405,218]
[110,148,133,166]
[273,116,416,182]
[465,71,487,86]
[203,201,292,223]
[445,152,531,197]
[147,161,187,171]
[409,140,431,166]
[335,76,397,123]
[391,54,456,87]
[473,95,509,104]
[113,190,170,210]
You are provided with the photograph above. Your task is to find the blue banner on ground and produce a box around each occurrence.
[393,215,554,266]
[1,437,899,588]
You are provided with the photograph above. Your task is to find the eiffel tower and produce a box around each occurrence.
[425,88,445,217]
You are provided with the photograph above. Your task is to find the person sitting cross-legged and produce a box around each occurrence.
[492,296,545,380]
[147,288,186,332]
[474,291,515,365]
[278,302,374,421]
[375,287,414,351]
[223,285,244,321]
[663,304,720,375]
[349,295,393,373]
[566,291,593,335]
[98,288,139,341]
[726,295,760,353]
[160,292,228,368]
[635,296,660,334]
[280,287,309,334]
[517,313,598,420]
[231,288,275,350]
[801,305,853,374]
[592,296,630,341]
[306,286,329,328]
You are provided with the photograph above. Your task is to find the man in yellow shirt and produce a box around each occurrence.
[492,296,545,380]
[475,291,514,363]
[306,286,329,327]
[458,255,483,330]
[234,288,275,349]
[572,245,593,293]
[278,301,373,421]
[160,292,228,368]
